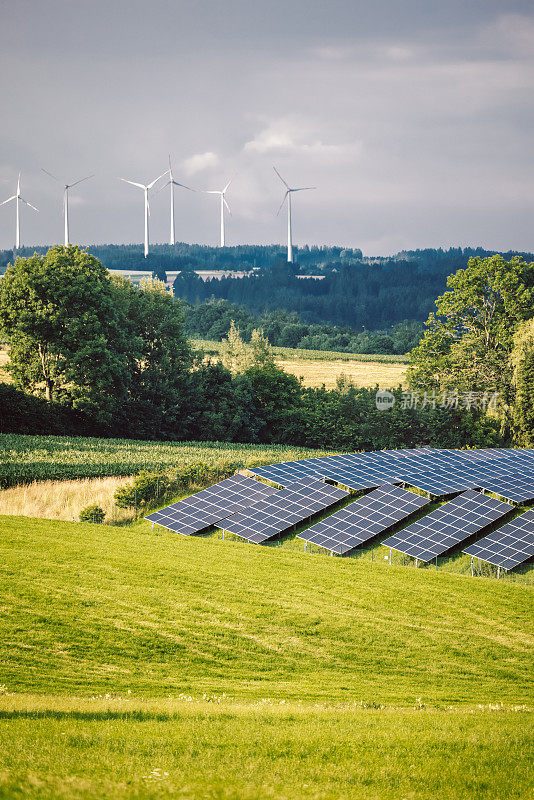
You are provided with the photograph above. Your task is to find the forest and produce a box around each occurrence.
[2,244,532,332]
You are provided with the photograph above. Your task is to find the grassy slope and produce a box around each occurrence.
[1,515,532,705]
[1,515,532,799]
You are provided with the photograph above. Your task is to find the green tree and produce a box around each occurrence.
[0,246,131,421]
[109,276,192,437]
[407,255,534,396]
[509,319,534,446]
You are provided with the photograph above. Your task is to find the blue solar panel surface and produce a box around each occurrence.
[145,474,278,535]
[299,485,430,554]
[381,489,511,562]
[221,477,348,544]
[464,508,534,569]
[249,448,534,498]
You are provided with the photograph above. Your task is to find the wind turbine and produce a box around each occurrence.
[204,179,233,247]
[118,171,166,257]
[0,172,39,250]
[157,156,195,246]
[41,168,94,246]
[273,167,315,263]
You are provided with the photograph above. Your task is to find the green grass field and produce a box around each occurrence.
[0,514,532,798]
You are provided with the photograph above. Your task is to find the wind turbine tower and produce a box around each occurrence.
[273,167,315,263]
[0,172,39,250]
[204,179,233,247]
[119,171,166,257]
[158,156,194,245]
[41,168,94,245]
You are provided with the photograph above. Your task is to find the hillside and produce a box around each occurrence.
[1,514,532,799]
[1,514,532,704]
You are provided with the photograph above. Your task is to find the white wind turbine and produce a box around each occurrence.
[274,167,315,263]
[157,156,195,245]
[41,168,94,246]
[0,172,39,250]
[118,171,167,257]
[204,179,233,247]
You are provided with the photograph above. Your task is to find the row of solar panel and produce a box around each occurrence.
[146,467,534,570]
[249,447,534,502]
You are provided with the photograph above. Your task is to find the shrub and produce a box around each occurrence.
[79,504,105,524]
[114,472,171,509]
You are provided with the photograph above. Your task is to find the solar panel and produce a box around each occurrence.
[221,477,348,544]
[145,474,278,535]
[478,473,534,503]
[464,508,534,569]
[299,485,430,554]
[381,489,512,563]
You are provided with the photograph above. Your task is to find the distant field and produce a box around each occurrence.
[278,357,406,389]
[192,339,408,388]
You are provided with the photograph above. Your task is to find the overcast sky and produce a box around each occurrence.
[1,0,533,255]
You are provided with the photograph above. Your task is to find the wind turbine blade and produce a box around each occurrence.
[273,166,290,189]
[223,178,233,193]
[119,178,145,189]
[223,197,232,215]
[0,195,17,206]
[68,174,95,188]
[292,186,316,192]
[172,181,195,191]
[276,190,289,216]
[154,180,172,194]
[204,190,221,195]
[20,198,39,212]
[17,172,21,194]
[41,167,60,182]
[147,170,167,189]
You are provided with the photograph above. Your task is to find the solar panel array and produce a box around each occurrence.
[299,485,430,554]
[381,489,511,562]
[145,474,278,535]
[249,447,534,500]
[221,477,348,544]
[464,508,534,570]
[146,448,532,571]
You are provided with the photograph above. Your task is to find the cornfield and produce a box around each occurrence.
[0,434,337,488]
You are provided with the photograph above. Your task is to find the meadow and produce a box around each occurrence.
[0,514,532,798]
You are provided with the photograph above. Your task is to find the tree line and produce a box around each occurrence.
[182,299,423,355]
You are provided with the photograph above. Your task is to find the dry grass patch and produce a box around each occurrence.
[276,358,407,389]
[0,346,11,383]
[0,476,134,524]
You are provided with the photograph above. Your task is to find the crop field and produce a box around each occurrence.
[276,357,407,389]
[0,434,337,487]
[193,339,408,388]
[0,514,532,799]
